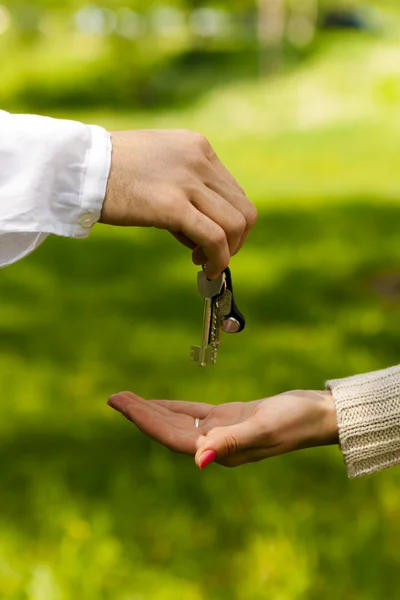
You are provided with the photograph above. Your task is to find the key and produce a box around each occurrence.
[210,288,233,354]
[190,267,245,366]
[190,270,225,367]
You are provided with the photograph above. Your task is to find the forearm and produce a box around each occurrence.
[326,364,400,478]
[0,110,111,267]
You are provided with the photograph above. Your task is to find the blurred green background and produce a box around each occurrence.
[1,0,400,598]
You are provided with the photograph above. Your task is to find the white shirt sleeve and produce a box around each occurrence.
[0,110,112,268]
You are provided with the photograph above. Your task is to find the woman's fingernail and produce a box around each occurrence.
[199,450,217,470]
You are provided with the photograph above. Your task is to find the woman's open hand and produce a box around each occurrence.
[108,390,338,469]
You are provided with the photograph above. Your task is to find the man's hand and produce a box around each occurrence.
[107,390,338,469]
[100,130,257,279]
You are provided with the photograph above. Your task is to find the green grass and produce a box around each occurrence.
[2,33,400,600]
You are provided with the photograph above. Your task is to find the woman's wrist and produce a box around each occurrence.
[312,389,339,446]
[266,389,339,453]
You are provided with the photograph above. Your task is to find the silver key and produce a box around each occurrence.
[191,270,226,367]
[210,289,232,353]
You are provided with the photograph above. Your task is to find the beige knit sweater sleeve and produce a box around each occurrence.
[326,365,400,478]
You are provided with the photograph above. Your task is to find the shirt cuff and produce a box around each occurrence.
[0,114,112,268]
[326,364,400,478]
[73,124,112,238]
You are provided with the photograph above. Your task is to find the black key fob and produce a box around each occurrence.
[222,267,245,333]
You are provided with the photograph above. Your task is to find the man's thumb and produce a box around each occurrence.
[195,420,256,469]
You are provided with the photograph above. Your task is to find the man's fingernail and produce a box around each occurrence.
[199,450,217,470]
[108,394,126,412]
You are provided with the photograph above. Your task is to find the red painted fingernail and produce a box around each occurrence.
[199,450,217,470]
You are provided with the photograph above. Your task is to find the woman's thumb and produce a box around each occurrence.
[195,420,257,469]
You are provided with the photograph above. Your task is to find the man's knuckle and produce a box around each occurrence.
[246,204,258,226]
[224,220,245,246]
[193,132,212,153]
[189,152,209,171]
[232,212,247,234]
[209,228,226,248]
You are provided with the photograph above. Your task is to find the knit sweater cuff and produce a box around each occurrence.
[326,365,400,478]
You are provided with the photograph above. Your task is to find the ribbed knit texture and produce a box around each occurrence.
[326,364,400,478]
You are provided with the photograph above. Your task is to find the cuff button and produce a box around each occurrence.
[80,213,95,228]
